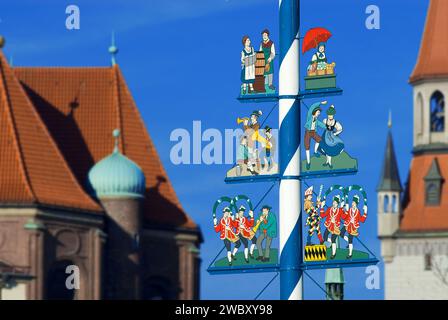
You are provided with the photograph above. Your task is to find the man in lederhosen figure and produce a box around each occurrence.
[242,110,264,175]
[260,125,275,172]
[259,28,276,90]
[256,205,277,262]
[304,101,327,170]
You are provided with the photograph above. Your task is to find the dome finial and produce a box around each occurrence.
[108,31,118,66]
[388,109,392,129]
[113,128,120,153]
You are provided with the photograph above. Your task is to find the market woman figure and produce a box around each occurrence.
[307,42,328,75]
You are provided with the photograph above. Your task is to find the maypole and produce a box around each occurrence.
[207,0,379,302]
[279,0,302,300]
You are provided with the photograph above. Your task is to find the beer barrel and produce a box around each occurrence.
[254,51,266,92]
[255,51,266,76]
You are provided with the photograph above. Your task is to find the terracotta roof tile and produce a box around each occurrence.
[14,65,197,229]
[410,0,448,83]
[401,154,448,232]
[0,51,101,212]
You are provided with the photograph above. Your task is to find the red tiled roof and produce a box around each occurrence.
[0,51,101,212]
[13,64,196,229]
[401,154,448,232]
[410,0,448,83]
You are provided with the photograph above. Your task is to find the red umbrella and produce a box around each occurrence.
[302,27,332,54]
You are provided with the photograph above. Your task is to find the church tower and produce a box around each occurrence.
[377,0,448,299]
[410,0,448,150]
[88,129,146,299]
[377,113,402,263]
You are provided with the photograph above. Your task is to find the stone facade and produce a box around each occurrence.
[0,206,201,300]
[384,238,448,300]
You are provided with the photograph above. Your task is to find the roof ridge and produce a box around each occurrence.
[0,51,102,212]
[112,65,124,153]
[0,51,37,202]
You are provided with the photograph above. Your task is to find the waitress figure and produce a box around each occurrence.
[241,35,256,94]
[318,105,344,169]
[307,42,327,74]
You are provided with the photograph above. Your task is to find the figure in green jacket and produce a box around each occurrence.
[256,205,277,262]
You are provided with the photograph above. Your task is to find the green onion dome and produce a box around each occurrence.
[88,129,145,199]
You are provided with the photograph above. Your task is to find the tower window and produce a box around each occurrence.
[392,195,397,213]
[383,195,389,213]
[430,91,444,132]
[426,183,440,206]
[416,93,424,135]
[424,253,432,271]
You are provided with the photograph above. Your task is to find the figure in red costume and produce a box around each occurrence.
[320,195,344,259]
[233,206,257,263]
[340,195,367,259]
[213,207,241,266]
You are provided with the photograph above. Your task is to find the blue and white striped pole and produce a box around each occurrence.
[279,0,302,300]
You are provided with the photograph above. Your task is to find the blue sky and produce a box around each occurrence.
[0,0,430,299]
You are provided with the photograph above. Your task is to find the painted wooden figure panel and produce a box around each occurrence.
[303,185,372,263]
[210,195,278,269]
[302,101,357,178]
[240,29,277,97]
[226,109,278,181]
[302,27,337,91]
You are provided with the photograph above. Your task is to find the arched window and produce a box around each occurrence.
[430,91,444,132]
[383,195,389,213]
[392,195,397,213]
[416,93,424,135]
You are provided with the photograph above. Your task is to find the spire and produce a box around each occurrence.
[377,117,402,192]
[0,36,5,49]
[388,109,392,129]
[113,128,120,153]
[109,31,118,66]
[410,0,448,83]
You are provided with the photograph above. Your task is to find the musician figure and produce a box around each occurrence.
[340,195,368,259]
[320,195,344,259]
[259,126,275,172]
[255,205,277,262]
[234,206,257,263]
[304,186,324,245]
[242,110,266,175]
[213,207,241,266]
